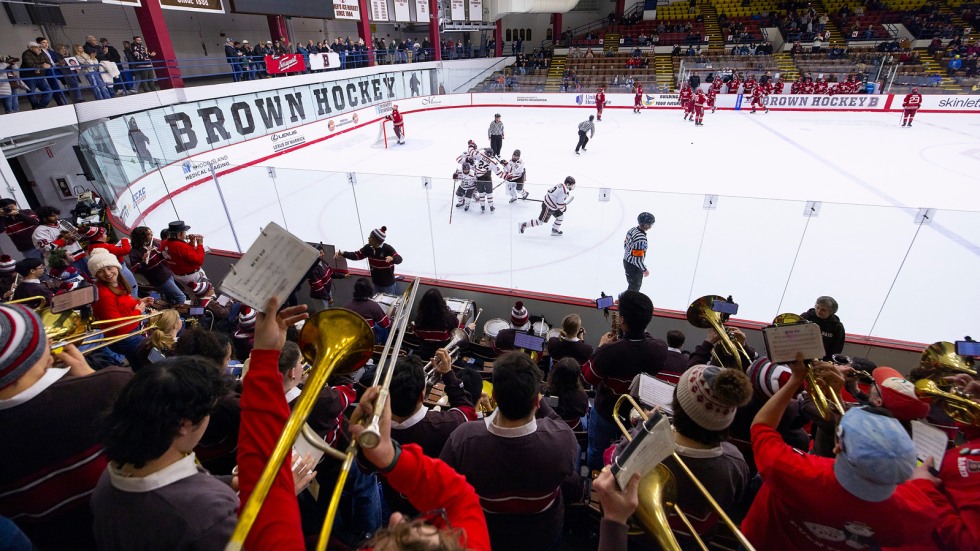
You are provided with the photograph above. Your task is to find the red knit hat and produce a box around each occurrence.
[511,301,529,328]
[872,367,929,421]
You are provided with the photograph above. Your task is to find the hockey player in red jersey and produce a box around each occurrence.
[387,105,405,144]
[595,87,606,121]
[773,77,784,95]
[693,89,707,126]
[711,75,724,94]
[791,76,803,94]
[679,83,694,121]
[902,87,923,127]
[750,85,769,113]
[742,75,757,95]
[801,77,815,94]
[706,87,718,113]
[633,83,643,113]
[814,77,828,95]
[727,74,741,94]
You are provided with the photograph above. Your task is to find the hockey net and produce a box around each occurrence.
[373,119,390,148]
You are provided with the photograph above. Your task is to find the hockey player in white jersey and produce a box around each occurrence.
[453,162,478,210]
[473,148,496,213]
[499,149,529,204]
[519,176,575,236]
[456,139,479,167]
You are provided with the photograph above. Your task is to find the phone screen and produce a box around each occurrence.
[955,340,980,356]
[711,300,739,315]
[148,347,166,363]
[51,286,97,313]
[190,307,205,316]
[514,332,545,352]
[595,295,614,309]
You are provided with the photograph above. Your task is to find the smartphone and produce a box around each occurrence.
[711,300,739,316]
[51,285,98,313]
[148,291,161,301]
[595,295,614,309]
[190,307,205,316]
[514,332,545,352]
[147,347,166,363]
[955,340,980,357]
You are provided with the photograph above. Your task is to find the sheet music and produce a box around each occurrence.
[762,323,825,363]
[611,411,675,489]
[218,222,318,312]
[292,423,327,494]
[638,373,674,414]
[911,420,948,467]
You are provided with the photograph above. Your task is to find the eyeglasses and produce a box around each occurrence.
[413,508,450,530]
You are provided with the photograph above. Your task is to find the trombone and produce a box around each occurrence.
[771,313,845,421]
[612,394,756,551]
[226,278,420,551]
[686,295,752,370]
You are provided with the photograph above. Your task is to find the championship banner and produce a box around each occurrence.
[265,54,306,75]
[415,0,428,22]
[160,0,224,12]
[467,0,481,21]
[309,52,341,71]
[371,0,390,21]
[450,0,465,20]
[333,0,360,19]
[101,0,141,5]
[393,0,411,21]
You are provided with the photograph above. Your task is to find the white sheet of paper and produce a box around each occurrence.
[292,423,327,494]
[612,412,675,489]
[911,420,948,467]
[218,222,318,312]
[762,323,826,363]
[638,373,674,414]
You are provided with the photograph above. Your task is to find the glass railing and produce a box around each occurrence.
[95,156,980,346]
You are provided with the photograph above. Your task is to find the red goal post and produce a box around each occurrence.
[374,118,390,148]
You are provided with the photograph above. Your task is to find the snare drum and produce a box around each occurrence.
[531,319,550,337]
[483,318,510,347]
[546,328,562,342]
[372,293,402,318]
[446,298,476,325]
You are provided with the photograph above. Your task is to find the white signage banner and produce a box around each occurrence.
[333,0,361,19]
[309,52,342,71]
[415,0,429,22]
[393,0,410,21]
[370,0,390,21]
[467,0,482,21]
[450,0,465,21]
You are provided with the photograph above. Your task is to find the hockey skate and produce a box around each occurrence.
[765,108,769,113]
[575,150,580,155]
[464,205,470,211]
[490,205,495,212]
[481,205,486,213]
[521,190,529,200]
[519,222,527,234]
[509,196,518,203]
[901,121,906,126]
[712,107,716,113]
[551,229,563,236]
[455,199,465,208]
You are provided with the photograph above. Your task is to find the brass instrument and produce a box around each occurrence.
[226,278,420,551]
[771,313,845,420]
[914,379,980,427]
[609,310,621,340]
[686,295,751,370]
[4,295,46,309]
[918,342,976,387]
[612,394,756,551]
[422,328,469,388]
[479,380,496,414]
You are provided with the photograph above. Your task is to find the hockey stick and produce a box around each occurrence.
[449,179,456,225]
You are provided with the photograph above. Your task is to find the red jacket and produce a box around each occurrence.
[161,238,205,276]
[88,239,131,264]
[92,282,141,336]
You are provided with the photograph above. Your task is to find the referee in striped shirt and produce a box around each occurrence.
[488,113,504,157]
[624,212,655,291]
[575,115,595,154]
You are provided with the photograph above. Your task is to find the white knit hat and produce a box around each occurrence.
[86,248,121,276]
[676,364,752,431]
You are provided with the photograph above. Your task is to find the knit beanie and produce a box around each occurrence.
[86,248,121,276]
[511,301,529,327]
[0,255,15,273]
[747,357,793,399]
[0,304,47,390]
[371,226,387,243]
[58,267,84,291]
[676,364,753,431]
[238,307,257,331]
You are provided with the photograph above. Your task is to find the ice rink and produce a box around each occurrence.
[139,105,980,344]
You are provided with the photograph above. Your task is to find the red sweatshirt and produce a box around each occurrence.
[92,282,142,336]
[89,239,131,264]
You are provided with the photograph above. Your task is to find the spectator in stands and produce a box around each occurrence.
[130,36,158,93]
[225,39,244,82]
[0,56,29,114]
[441,351,580,551]
[52,44,83,103]
[547,313,593,366]
[0,199,40,260]
[160,220,211,302]
[88,249,152,366]
[801,296,845,359]
[73,44,112,101]
[949,55,963,75]
[20,41,54,109]
[662,329,689,378]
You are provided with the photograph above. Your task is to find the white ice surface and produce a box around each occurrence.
[141,106,980,345]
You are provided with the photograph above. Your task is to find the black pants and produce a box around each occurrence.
[490,135,503,156]
[575,130,589,152]
[624,260,644,292]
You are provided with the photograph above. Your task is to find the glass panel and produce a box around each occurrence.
[268,166,362,249]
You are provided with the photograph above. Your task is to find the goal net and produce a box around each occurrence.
[373,119,389,148]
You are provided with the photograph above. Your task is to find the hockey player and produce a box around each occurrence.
[814,77,828,95]
[518,176,575,236]
[595,87,606,121]
[473,148,496,213]
[679,83,694,121]
[901,87,922,127]
[791,76,803,94]
[693,88,707,126]
[727,73,741,94]
[773,77,785,95]
[710,75,724,94]
[500,149,528,203]
[387,105,405,144]
[750,84,769,113]
[801,77,815,94]
[633,83,643,113]
[453,162,478,210]
[456,139,478,167]
[706,86,718,113]
[742,75,757,96]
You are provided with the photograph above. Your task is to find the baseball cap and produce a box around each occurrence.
[872,367,929,421]
[833,407,916,502]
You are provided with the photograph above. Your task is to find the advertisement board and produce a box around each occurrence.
[265,54,306,75]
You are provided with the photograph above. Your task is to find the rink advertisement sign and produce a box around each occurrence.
[270,129,306,153]
[763,95,883,109]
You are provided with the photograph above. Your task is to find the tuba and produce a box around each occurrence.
[917,342,976,388]
[686,295,751,370]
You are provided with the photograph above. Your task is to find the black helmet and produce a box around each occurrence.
[564,176,576,188]
[484,148,494,156]
[513,149,521,158]
[467,139,477,149]
[462,162,471,172]
[638,212,655,225]
[589,115,595,121]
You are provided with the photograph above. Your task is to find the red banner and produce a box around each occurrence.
[265,54,306,75]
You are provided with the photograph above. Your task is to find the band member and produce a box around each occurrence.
[901,87,922,127]
[595,86,606,121]
[160,221,213,302]
[86,226,138,297]
[680,82,694,121]
[342,278,392,344]
[500,149,528,203]
[519,176,575,236]
[750,84,769,114]
[633,83,643,113]
[336,226,403,294]
[412,288,466,361]
[387,105,405,144]
[693,88,707,126]
[128,226,186,306]
[31,206,84,265]
[453,162,478,211]
[0,199,41,260]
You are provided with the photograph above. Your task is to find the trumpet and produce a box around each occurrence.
[611,394,756,551]
[771,313,846,421]
[422,328,469,389]
[914,378,980,427]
